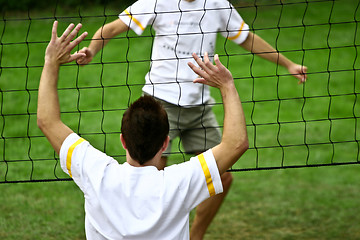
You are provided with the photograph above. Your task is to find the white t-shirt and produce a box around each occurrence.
[60,133,223,240]
[119,0,249,107]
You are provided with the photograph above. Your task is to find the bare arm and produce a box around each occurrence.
[240,31,308,84]
[188,53,249,175]
[77,19,129,65]
[37,21,88,154]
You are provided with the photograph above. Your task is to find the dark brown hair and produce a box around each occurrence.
[121,95,169,165]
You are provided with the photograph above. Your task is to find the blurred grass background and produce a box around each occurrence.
[0,0,360,239]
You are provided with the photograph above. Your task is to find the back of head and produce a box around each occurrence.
[121,95,169,165]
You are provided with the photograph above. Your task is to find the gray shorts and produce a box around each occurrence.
[154,97,221,155]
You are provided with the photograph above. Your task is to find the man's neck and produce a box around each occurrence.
[126,154,165,170]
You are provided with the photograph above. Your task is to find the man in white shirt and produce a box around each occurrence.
[37,21,248,239]
[76,1,307,238]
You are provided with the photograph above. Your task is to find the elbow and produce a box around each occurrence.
[37,115,46,132]
[37,113,51,133]
[241,137,249,153]
[234,136,249,158]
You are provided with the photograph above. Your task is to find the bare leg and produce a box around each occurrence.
[190,171,233,240]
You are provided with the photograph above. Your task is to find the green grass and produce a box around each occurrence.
[202,165,360,240]
[0,0,360,239]
[0,181,85,240]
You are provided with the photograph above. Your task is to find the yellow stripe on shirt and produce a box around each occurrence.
[198,153,216,197]
[124,9,145,31]
[66,138,86,178]
[227,21,245,41]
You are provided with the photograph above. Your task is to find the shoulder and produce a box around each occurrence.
[59,133,88,160]
[205,0,232,8]
[59,133,117,176]
[164,149,223,201]
[129,0,176,10]
[164,149,220,184]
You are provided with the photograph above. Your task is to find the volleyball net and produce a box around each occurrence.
[0,0,359,183]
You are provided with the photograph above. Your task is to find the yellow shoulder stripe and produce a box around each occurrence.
[227,21,245,41]
[124,9,145,31]
[198,153,216,197]
[66,138,86,178]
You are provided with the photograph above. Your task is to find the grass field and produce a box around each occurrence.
[0,0,360,239]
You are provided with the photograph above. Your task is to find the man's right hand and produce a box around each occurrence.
[76,47,94,65]
[188,52,234,91]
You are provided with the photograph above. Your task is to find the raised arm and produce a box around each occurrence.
[76,19,129,65]
[188,53,249,175]
[240,31,308,84]
[37,21,88,154]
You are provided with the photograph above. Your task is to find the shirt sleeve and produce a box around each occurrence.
[187,149,223,209]
[195,149,223,198]
[59,133,118,193]
[119,0,157,35]
[164,149,223,211]
[218,1,250,45]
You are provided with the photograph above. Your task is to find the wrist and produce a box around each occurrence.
[87,46,96,58]
[44,57,61,67]
[219,82,236,95]
[43,60,61,73]
[281,58,295,69]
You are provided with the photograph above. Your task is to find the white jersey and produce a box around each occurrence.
[60,133,223,240]
[119,0,249,107]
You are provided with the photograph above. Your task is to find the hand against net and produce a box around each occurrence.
[45,21,88,66]
[288,63,308,84]
[76,47,94,65]
[188,52,234,90]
